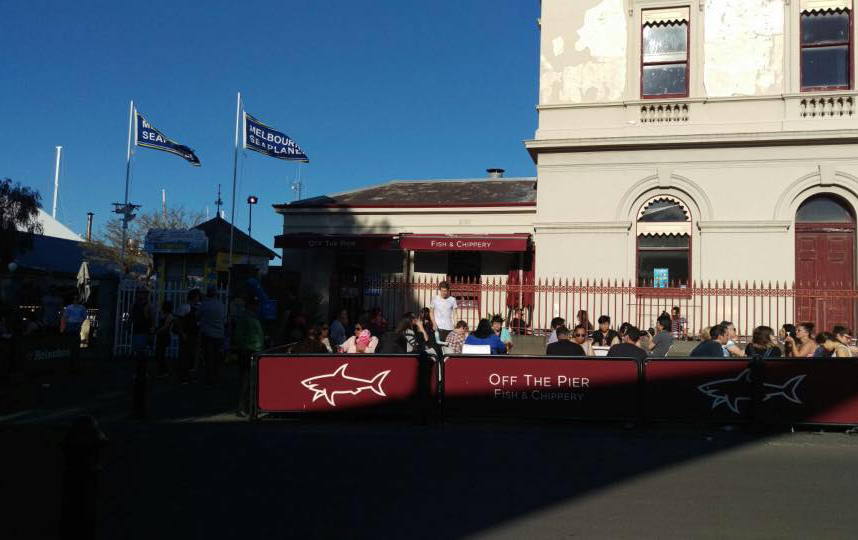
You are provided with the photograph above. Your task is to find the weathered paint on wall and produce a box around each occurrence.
[704,0,784,97]
[540,0,627,104]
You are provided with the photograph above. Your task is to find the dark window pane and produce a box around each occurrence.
[643,23,688,63]
[638,235,690,249]
[801,10,850,45]
[643,64,687,96]
[638,250,689,286]
[796,195,855,223]
[802,45,849,87]
[639,199,689,222]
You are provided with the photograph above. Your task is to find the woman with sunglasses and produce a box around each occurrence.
[570,324,594,356]
[339,323,378,353]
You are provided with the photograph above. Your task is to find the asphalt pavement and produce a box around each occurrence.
[2,356,857,539]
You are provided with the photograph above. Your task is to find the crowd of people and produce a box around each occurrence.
[128,285,264,417]
[301,281,858,361]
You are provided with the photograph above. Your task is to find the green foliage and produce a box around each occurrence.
[87,206,206,273]
[0,178,43,265]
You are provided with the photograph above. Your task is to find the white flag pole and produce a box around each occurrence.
[52,145,62,218]
[120,100,134,267]
[227,92,241,297]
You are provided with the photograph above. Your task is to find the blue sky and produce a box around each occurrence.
[0,1,539,257]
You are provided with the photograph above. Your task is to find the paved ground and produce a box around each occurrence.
[2,356,857,539]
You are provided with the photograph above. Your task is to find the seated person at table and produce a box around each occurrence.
[546,326,586,356]
[690,324,729,357]
[464,319,506,355]
[339,323,379,353]
[491,315,514,352]
[570,324,595,356]
[591,315,620,347]
[291,325,328,354]
[607,326,649,361]
[815,332,853,358]
[446,320,468,354]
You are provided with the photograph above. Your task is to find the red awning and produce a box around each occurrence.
[399,233,530,252]
[275,234,395,250]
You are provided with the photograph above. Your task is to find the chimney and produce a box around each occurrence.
[85,212,94,242]
[486,168,505,179]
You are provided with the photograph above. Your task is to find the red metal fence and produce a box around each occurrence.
[362,276,858,338]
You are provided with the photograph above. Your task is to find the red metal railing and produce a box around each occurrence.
[363,276,858,338]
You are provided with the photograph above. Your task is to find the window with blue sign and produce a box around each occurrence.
[637,197,691,287]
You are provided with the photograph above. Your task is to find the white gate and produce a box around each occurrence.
[113,281,228,357]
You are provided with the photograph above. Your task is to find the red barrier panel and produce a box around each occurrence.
[645,359,751,422]
[443,356,640,420]
[256,354,424,413]
[760,360,858,426]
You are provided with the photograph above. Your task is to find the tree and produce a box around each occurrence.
[0,178,43,267]
[87,206,206,274]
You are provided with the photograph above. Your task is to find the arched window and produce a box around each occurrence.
[637,196,691,287]
[796,194,854,223]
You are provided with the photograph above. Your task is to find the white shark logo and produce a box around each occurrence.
[697,369,806,415]
[300,364,391,407]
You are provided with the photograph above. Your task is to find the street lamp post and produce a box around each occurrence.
[247,195,258,264]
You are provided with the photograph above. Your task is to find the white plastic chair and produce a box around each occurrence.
[462,344,492,355]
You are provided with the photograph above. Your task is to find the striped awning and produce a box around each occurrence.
[642,7,690,26]
[801,0,852,11]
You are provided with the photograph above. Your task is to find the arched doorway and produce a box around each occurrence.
[795,194,856,330]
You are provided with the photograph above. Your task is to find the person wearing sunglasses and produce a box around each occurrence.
[339,323,378,353]
[570,324,594,356]
[832,326,858,357]
[546,326,585,356]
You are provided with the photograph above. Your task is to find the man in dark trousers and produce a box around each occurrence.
[607,326,649,361]
[234,296,264,417]
[546,326,586,356]
[197,285,225,385]
[130,288,156,370]
[175,288,201,384]
[691,324,729,357]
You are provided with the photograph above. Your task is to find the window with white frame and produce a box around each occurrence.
[641,7,690,98]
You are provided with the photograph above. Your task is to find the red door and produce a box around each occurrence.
[795,225,855,330]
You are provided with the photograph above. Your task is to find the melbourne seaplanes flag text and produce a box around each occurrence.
[243,112,309,162]
[135,111,201,166]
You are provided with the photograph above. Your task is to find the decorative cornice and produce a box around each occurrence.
[534,221,632,234]
[697,221,793,232]
[526,130,858,158]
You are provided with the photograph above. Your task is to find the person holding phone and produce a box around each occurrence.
[784,322,816,358]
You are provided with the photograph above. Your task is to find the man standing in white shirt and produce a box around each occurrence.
[430,281,457,342]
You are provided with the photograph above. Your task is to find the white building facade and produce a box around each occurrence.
[278,0,858,330]
[528,0,858,327]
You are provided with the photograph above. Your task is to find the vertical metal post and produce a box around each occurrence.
[227,92,241,300]
[120,101,134,267]
[52,146,62,218]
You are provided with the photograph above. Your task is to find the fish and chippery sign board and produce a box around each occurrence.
[443,356,640,419]
[257,355,421,412]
